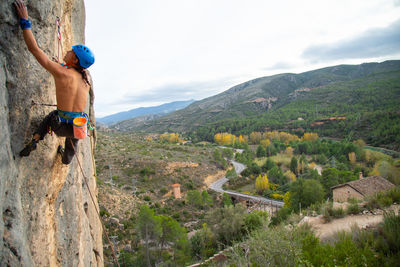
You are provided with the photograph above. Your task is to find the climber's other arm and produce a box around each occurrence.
[14,0,64,76]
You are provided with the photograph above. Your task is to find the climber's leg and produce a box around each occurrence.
[19,138,37,157]
[61,137,79,164]
[34,110,60,140]
[19,110,59,157]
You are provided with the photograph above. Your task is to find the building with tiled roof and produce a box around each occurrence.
[331,175,395,202]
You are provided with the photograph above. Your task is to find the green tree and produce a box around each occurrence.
[256,145,267,157]
[157,215,189,263]
[206,204,247,244]
[136,205,162,267]
[320,168,340,198]
[222,148,234,159]
[187,190,203,209]
[213,149,228,169]
[226,168,238,179]
[262,158,276,172]
[290,179,325,211]
[290,156,298,174]
[201,190,213,208]
[223,193,233,206]
[190,223,217,260]
[268,166,286,185]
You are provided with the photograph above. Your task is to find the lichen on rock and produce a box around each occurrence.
[0,0,103,266]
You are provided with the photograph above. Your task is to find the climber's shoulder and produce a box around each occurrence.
[29,47,66,77]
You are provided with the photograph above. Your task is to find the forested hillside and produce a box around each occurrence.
[114,60,400,150]
[191,68,400,151]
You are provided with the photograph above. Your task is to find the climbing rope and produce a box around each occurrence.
[69,138,120,266]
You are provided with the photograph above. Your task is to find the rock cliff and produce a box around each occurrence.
[0,0,103,266]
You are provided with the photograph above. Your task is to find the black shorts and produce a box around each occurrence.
[35,110,79,164]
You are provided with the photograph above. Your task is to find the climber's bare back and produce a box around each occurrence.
[55,68,89,113]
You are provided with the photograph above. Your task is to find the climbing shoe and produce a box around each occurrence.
[19,139,38,157]
[57,145,64,155]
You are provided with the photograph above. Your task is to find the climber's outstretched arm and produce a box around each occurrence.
[14,0,64,77]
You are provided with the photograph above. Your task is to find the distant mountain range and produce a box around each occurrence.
[111,60,400,150]
[96,99,195,125]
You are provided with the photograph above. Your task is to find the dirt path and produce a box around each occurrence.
[301,204,399,239]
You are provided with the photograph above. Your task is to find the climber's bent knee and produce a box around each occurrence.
[62,137,79,164]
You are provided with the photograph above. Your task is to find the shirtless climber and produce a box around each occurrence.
[15,0,95,164]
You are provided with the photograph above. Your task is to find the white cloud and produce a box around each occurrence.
[85,0,400,116]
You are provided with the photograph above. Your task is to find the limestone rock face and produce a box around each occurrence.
[0,0,103,266]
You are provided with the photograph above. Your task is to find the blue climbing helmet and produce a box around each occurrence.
[72,44,95,69]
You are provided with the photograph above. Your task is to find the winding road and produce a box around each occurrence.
[210,160,284,207]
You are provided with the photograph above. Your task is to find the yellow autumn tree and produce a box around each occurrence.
[279,132,299,144]
[308,162,317,170]
[302,132,319,141]
[270,193,284,200]
[160,133,169,142]
[283,192,291,208]
[285,146,294,157]
[363,149,372,164]
[160,133,182,143]
[214,133,237,145]
[284,170,296,181]
[260,138,270,148]
[249,132,262,144]
[238,135,247,144]
[168,133,179,143]
[265,131,280,141]
[255,174,269,193]
[214,133,223,145]
[348,152,357,165]
[222,133,236,145]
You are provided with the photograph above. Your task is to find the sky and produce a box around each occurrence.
[84,0,400,117]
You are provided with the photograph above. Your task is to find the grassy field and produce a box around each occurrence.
[269,153,292,167]
[236,182,256,194]
[254,157,267,166]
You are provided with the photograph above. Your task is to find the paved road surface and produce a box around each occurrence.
[210,160,284,207]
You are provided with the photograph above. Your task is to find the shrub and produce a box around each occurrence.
[302,231,378,267]
[346,203,360,215]
[244,211,266,233]
[366,191,395,211]
[331,207,345,218]
[365,195,380,211]
[159,187,168,195]
[377,195,393,208]
[381,211,400,254]
[226,225,304,266]
[100,206,110,217]
[270,207,291,226]
[387,186,400,203]
[321,203,345,222]
[321,204,333,222]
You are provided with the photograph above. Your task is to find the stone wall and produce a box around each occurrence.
[0,0,103,266]
[332,185,364,203]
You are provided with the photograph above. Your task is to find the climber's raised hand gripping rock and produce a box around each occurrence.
[15,0,95,164]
